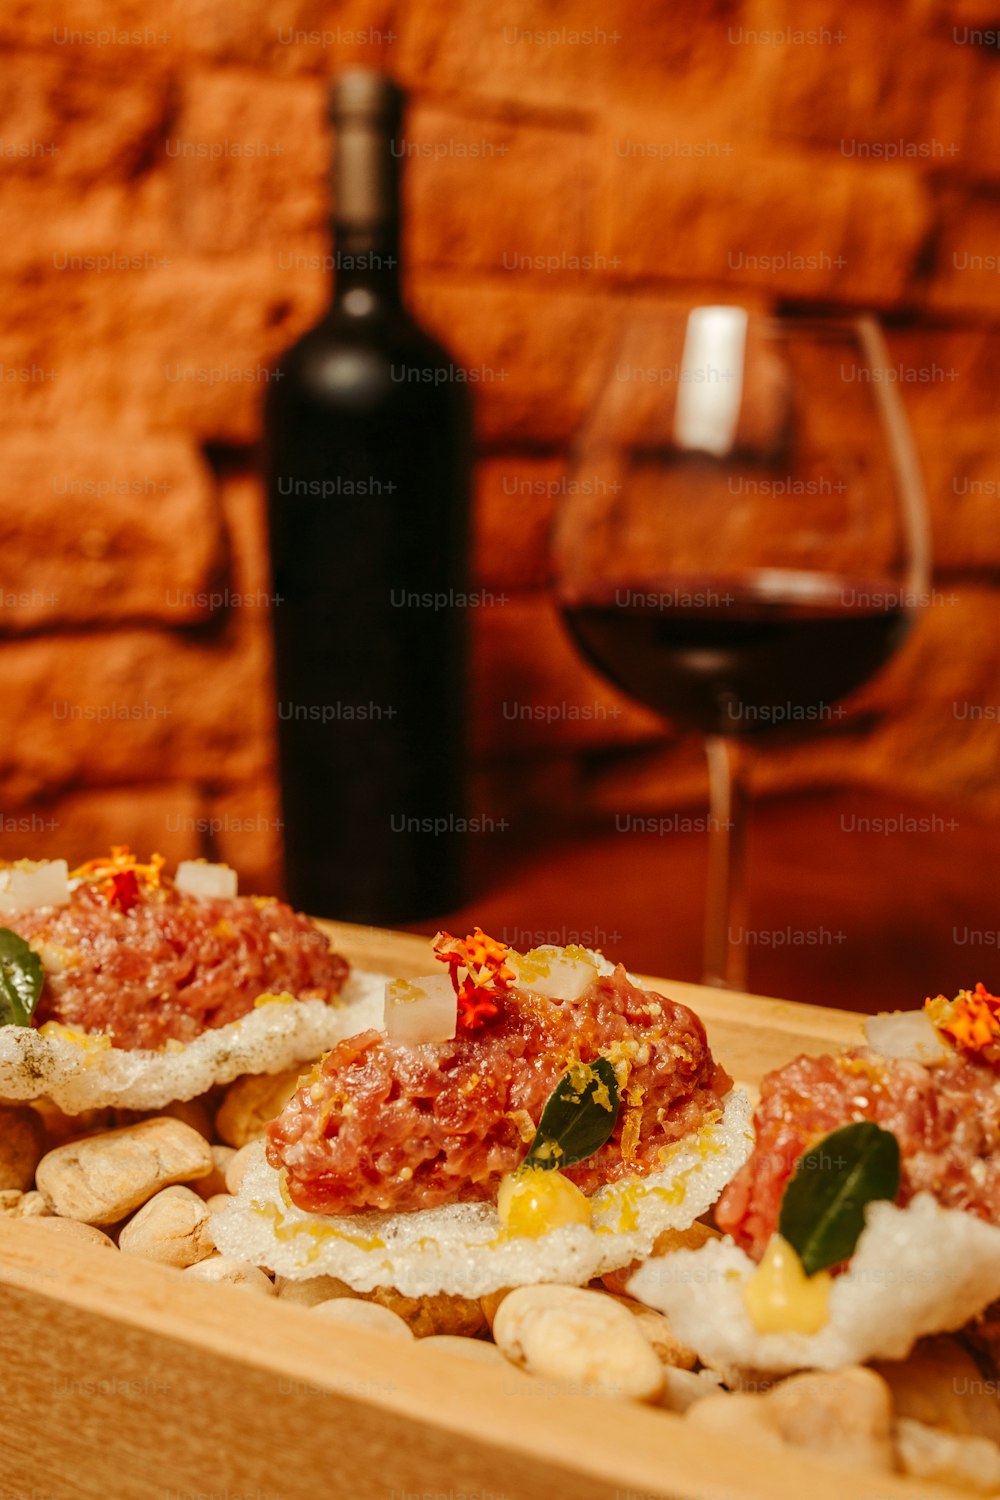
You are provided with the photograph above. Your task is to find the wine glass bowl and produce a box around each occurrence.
[552,309,930,989]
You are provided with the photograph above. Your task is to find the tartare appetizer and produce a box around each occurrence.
[0,850,382,1113]
[629,985,1000,1373]
[213,930,753,1295]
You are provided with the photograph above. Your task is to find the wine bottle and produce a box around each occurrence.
[265,70,471,922]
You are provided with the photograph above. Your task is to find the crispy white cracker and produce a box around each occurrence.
[211,1088,753,1297]
[0,971,387,1114]
[628,1193,1000,1373]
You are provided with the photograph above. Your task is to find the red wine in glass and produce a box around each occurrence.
[560,571,912,738]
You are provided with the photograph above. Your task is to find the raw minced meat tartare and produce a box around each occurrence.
[6,854,348,1050]
[268,961,733,1216]
[716,1046,1000,1261]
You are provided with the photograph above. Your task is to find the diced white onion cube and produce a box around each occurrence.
[384,974,457,1045]
[175,860,238,900]
[0,859,70,915]
[507,946,599,1003]
[864,1009,952,1064]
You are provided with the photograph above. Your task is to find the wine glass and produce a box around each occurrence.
[552,309,931,992]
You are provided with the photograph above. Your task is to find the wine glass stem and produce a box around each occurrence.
[702,734,751,991]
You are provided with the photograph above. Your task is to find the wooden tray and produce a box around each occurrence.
[0,922,946,1500]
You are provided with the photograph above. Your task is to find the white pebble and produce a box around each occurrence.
[897,1417,1000,1492]
[184,1256,275,1295]
[119,1186,215,1267]
[224,1142,259,1197]
[36,1118,213,1225]
[312,1299,414,1340]
[493,1285,663,1402]
[215,1069,301,1149]
[275,1274,351,1307]
[191,1144,236,1201]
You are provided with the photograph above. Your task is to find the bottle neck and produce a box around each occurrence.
[330,110,402,313]
[331,222,401,310]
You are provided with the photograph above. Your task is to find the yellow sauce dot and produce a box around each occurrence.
[497,1164,592,1238]
[743,1235,832,1335]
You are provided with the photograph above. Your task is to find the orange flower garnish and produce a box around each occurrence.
[925,983,1000,1055]
[70,846,165,912]
[432,927,515,1031]
[106,868,140,913]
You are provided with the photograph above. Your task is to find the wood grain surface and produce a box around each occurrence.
[0,926,938,1500]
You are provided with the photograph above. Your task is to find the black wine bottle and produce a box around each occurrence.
[265,70,471,922]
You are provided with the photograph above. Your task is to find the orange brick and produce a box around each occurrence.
[600,0,770,127]
[944,1,1000,25]
[0,784,206,868]
[913,425,1000,572]
[886,327,1000,429]
[411,280,620,446]
[169,70,327,256]
[0,52,169,184]
[0,271,101,426]
[172,0,396,72]
[216,471,279,748]
[599,131,929,303]
[961,45,1000,178]
[219,472,277,606]
[760,1,974,156]
[131,258,326,440]
[206,778,283,895]
[398,0,760,120]
[923,190,1000,313]
[405,107,594,275]
[0,435,224,630]
[0,258,324,440]
[474,455,565,589]
[0,626,273,803]
[0,174,173,273]
[0,0,176,50]
[471,595,662,757]
[395,0,609,111]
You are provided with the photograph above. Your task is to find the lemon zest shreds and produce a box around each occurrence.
[71,846,164,885]
[620,1106,642,1163]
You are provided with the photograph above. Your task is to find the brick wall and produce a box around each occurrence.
[2,0,1000,897]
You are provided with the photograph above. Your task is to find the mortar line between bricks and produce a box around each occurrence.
[407,272,979,320]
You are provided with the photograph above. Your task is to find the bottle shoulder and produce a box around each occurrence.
[283,303,452,361]
[270,304,471,414]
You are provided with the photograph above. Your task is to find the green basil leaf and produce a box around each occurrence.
[524,1057,621,1171]
[0,928,44,1028]
[778,1121,901,1277]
